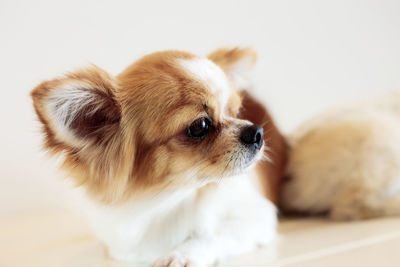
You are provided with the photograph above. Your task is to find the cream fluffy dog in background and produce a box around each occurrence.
[31,48,287,266]
[280,90,400,220]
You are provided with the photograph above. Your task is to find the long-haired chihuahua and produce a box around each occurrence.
[31,48,287,266]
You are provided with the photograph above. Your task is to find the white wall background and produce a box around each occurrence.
[1,0,399,215]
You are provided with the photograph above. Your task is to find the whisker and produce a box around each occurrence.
[260,119,270,128]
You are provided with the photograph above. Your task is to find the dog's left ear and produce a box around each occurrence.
[31,66,121,150]
[208,47,257,90]
[31,66,130,202]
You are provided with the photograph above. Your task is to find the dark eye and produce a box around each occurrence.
[187,117,212,139]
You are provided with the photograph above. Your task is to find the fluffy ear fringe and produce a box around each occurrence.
[31,66,131,203]
[31,66,121,150]
[208,47,257,90]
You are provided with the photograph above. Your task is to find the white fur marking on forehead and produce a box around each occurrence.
[177,58,231,114]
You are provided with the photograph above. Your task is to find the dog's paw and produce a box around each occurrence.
[151,253,198,267]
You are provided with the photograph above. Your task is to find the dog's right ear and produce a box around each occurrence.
[208,47,257,90]
[31,66,121,151]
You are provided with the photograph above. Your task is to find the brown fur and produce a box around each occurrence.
[31,48,287,205]
[207,48,287,204]
[239,91,288,204]
[208,47,257,83]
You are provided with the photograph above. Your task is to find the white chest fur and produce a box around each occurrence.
[75,172,277,264]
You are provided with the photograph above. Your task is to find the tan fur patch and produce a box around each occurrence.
[31,48,287,205]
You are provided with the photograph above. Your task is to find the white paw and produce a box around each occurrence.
[151,253,197,267]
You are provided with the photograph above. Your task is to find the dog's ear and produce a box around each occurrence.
[31,67,129,202]
[31,66,121,151]
[208,47,257,90]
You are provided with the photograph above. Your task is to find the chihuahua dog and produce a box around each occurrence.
[280,90,400,220]
[31,48,287,266]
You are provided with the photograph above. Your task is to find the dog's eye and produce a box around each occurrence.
[187,117,212,139]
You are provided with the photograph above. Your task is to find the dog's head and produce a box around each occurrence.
[31,48,265,203]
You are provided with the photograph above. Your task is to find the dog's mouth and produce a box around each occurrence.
[245,142,265,166]
[223,142,265,176]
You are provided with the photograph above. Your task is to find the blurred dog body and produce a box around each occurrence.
[281,90,400,220]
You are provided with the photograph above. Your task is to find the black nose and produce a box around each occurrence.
[240,125,263,149]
